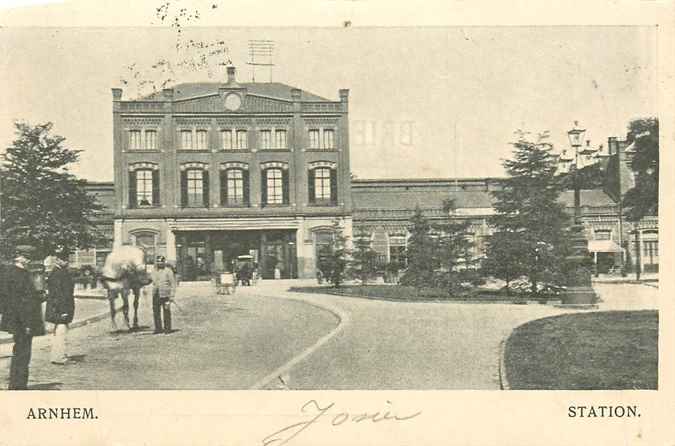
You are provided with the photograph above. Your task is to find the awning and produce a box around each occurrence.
[587,240,623,253]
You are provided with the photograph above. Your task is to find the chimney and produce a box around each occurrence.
[607,137,617,155]
[290,88,301,101]
[163,88,174,101]
[111,88,123,100]
[226,65,237,85]
[339,89,349,102]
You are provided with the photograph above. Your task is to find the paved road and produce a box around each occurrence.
[1,285,338,390]
[243,282,577,390]
[0,280,657,390]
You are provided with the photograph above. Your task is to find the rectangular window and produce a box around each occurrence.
[136,170,153,206]
[594,230,612,241]
[129,130,142,150]
[181,130,193,150]
[308,129,320,149]
[144,130,157,150]
[226,170,244,204]
[259,130,272,149]
[314,168,332,201]
[186,169,204,206]
[266,169,283,204]
[275,130,287,149]
[195,130,208,150]
[643,240,658,258]
[221,130,233,150]
[323,129,335,149]
[236,130,248,149]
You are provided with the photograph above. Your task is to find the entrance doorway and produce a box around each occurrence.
[175,229,297,281]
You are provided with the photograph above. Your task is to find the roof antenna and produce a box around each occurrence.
[247,40,275,83]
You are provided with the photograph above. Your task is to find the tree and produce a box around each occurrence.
[349,228,379,286]
[317,219,350,288]
[488,131,571,294]
[482,230,527,293]
[399,207,435,294]
[0,122,103,259]
[433,199,481,295]
[622,117,658,221]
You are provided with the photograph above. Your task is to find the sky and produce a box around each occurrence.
[0,10,659,182]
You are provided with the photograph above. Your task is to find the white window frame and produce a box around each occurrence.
[136,169,154,206]
[221,129,233,150]
[186,169,204,206]
[259,129,273,150]
[144,130,157,150]
[236,130,248,149]
[226,169,245,204]
[129,130,143,150]
[308,129,320,149]
[266,168,283,204]
[314,167,332,201]
[195,129,209,150]
[275,129,287,149]
[180,130,193,150]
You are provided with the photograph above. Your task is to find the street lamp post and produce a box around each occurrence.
[561,121,598,305]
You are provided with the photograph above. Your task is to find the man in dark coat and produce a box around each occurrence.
[45,255,75,364]
[0,245,46,390]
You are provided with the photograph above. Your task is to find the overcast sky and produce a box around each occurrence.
[0,25,657,181]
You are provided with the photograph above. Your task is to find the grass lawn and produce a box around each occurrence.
[289,284,518,302]
[504,310,658,389]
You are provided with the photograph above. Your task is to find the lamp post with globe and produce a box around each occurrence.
[559,121,598,305]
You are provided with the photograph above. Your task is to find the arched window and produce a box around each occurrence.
[220,163,250,206]
[308,161,337,205]
[131,230,158,264]
[180,163,209,207]
[128,163,160,208]
[260,162,289,206]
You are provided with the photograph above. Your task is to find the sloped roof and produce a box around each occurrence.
[139,82,331,102]
[352,189,496,210]
[559,190,616,208]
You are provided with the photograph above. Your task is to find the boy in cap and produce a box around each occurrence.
[151,256,176,334]
[0,245,46,390]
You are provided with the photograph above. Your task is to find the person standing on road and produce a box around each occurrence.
[0,245,46,390]
[44,252,75,365]
[151,256,176,334]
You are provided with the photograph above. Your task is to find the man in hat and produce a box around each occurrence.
[44,249,75,365]
[0,245,46,390]
[151,256,176,334]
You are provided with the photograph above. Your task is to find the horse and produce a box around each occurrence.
[100,246,151,331]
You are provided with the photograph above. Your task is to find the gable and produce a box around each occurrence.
[172,94,293,113]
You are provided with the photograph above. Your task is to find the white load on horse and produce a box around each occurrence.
[101,245,152,331]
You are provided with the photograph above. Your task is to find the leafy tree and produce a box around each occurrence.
[488,131,571,294]
[622,117,658,221]
[0,122,103,260]
[433,200,481,295]
[400,207,435,294]
[317,219,350,288]
[349,228,379,285]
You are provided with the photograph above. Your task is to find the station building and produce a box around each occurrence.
[83,67,657,280]
[111,66,351,279]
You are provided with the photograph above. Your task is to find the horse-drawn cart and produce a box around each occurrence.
[214,271,237,295]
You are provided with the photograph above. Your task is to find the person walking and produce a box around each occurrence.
[0,245,46,390]
[44,254,74,365]
[151,256,176,334]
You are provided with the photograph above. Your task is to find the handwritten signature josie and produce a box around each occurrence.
[263,399,422,446]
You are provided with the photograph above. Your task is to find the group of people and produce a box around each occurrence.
[0,244,178,390]
[0,245,74,390]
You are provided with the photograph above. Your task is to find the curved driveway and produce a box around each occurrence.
[242,282,576,390]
